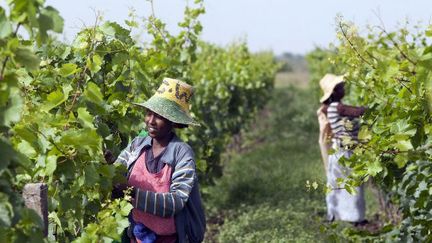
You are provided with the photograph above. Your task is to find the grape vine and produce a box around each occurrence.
[0,0,278,241]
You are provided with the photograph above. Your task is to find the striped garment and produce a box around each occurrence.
[116,134,196,218]
[327,102,361,148]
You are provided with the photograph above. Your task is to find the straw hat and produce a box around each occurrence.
[134,78,199,126]
[319,74,345,103]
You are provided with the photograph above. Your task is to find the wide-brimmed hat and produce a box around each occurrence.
[319,74,345,103]
[134,78,199,126]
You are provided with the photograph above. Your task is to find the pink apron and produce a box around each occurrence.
[128,151,176,236]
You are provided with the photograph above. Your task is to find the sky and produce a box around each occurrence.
[44,0,432,55]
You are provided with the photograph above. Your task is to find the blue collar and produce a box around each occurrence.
[140,133,181,166]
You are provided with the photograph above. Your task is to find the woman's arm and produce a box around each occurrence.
[134,146,196,217]
[337,103,366,117]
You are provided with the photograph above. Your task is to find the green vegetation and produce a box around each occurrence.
[0,0,277,241]
[190,43,278,181]
[2,0,430,242]
[204,68,386,242]
[307,19,432,241]
[205,85,329,242]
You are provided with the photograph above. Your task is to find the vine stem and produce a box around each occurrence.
[353,78,387,103]
[395,76,413,94]
[66,13,101,113]
[145,17,170,45]
[28,126,69,157]
[149,0,156,18]
[371,12,415,93]
[339,21,414,94]
[144,0,170,46]
[372,26,415,94]
[372,10,417,67]
[338,21,377,69]
[376,26,417,66]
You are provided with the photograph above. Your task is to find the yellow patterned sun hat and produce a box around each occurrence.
[319,74,345,103]
[134,78,199,126]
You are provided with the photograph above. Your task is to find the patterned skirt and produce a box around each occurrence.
[326,149,365,222]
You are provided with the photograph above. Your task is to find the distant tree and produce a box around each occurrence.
[278,60,293,72]
[276,52,307,73]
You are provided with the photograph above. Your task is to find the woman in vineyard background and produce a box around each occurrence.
[317,74,367,226]
[108,78,206,243]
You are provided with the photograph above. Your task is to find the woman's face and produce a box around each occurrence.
[333,82,345,99]
[145,109,173,139]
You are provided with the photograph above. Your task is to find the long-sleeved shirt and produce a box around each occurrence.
[116,134,196,217]
[327,102,365,148]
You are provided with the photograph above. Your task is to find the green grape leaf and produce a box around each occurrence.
[1,87,23,126]
[426,26,432,37]
[344,183,354,195]
[16,140,37,159]
[60,128,102,152]
[59,63,79,77]
[37,6,64,44]
[0,193,13,227]
[87,54,103,73]
[394,153,408,168]
[41,6,64,33]
[84,164,100,185]
[395,140,413,152]
[14,47,40,71]
[0,138,17,172]
[45,154,57,175]
[367,160,383,176]
[0,74,17,106]
[77,107,95,129]
[41,85,72,112]
[119,200,133,216]
[100,22,116,36]
[358,126,371,141]
[84,82,104,105]
[0,8,13,38]
[99,164,116,178]
[49,211,63,232]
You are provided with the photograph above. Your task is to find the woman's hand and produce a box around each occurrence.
[111,183,127,199]
[104,149,116,164]
[111,183,136,200]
